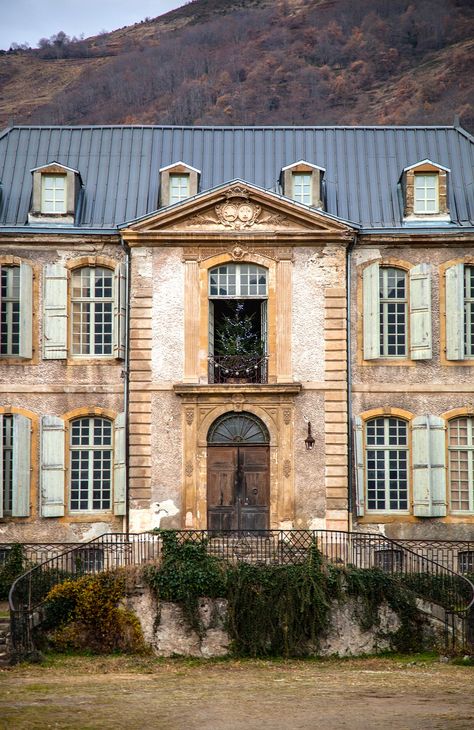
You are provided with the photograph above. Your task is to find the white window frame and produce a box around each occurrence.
[69,416,113,513]
[365,417,409,513]
[41,174,67,214]
[448,417,474,513]
[0,266,20,357]
[414,173,439,215]
[169,173,190,205]
[71,266,114,357]
[464,266,474,358]
[292,172,312,205]
[208,263,268,298]
[379,267,408,358]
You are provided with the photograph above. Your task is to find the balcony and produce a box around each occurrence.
[208,354,268,384]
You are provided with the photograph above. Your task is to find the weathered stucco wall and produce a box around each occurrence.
[151,248,184,382]
[293,390,327,528]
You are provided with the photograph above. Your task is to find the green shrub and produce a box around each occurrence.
[0,544,27,600]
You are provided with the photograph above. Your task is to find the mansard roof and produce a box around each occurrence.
[0,125,473,232]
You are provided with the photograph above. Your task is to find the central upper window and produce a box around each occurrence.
[209,264,267,298]
[292,172,312,205]
[414,173,439,214]
[41,174,67,214]
[169,174,190,205]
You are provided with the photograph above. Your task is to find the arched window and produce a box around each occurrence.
[366,417,408,512]
[209,263,267,298]
[208,412,269,444]
[71,267,114,356]
[70,416,113,511]
[448,417,474,512]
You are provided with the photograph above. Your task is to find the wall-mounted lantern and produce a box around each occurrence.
[305,421,315,451]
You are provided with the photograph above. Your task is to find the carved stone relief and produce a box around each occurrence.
[185,409,194,425]
[283,408,292,425]
[185,461,194,477]
[283,460,291,478]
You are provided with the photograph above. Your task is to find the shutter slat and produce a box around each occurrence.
[412,415,446,517]
[40,415,65,517]
[19,262,33,359]
[363,262,380,360]
[43,264,68,359]
[12,414,31,516]
[353,416,365,516]
[113,412,126,516]
[113,262,127,359]
[410,264,432,360]
[445,263,464,360]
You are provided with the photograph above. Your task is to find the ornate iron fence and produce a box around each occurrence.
[8,530,474,660]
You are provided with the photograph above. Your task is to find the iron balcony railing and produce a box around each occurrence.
[8,530,474,659]
[208,355,268,383]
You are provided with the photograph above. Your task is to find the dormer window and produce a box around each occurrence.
[414,173,439,214]
[169,173,190,205]
[292,172,312,205]
[281,160,325,209]
[41,174,67,214]
[29,162,81,225]
[159,161,200,207]
[402,159,450,222]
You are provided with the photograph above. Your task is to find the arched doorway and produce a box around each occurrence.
[207,411,270,531]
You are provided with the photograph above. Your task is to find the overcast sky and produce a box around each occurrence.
[1,0,186,50]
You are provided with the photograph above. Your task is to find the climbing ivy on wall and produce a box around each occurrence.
[144,532,426,657]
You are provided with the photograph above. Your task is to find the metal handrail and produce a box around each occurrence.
[8,529,474,658]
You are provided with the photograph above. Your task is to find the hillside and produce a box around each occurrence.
[0,0,473,131]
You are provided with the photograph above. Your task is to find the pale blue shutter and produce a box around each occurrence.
[18,262,33,359]
[0,415,3,519]
[40,415,65,517]
[409,264,432,360]
[353,416,365,516]
[43,264,68,359]
[12,414,31,516]
[113,411,126,516]
[113,263,127,360]
[412,415,446,517]
[363,262,380,360]
[445,263,464,361]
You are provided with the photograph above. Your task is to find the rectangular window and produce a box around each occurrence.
[292,173,312,205]
[70,417,112,512]
[0,266,20,357]
[41,175,67,214]
[414,173,439,214]
[464,266,474,358]
[448,418,474,512]
[379,268,407,357]
[71,267,113,356]
[169,174,190,204]
[366,417,408,512]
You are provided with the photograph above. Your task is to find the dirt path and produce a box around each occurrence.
[0,655,473,730]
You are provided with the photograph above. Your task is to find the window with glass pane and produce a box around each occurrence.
[464,266,474,357]
[414,173,438,214]
[292,172,312,205]
[366,417,408,511]
[70,417,112,511]
[0,266,20,357]
[2,415,14,516]
[169,174,190,204]
[41,174,66,214]
[209,264,267,297]
[379,267,407,357]
[71,267,113,356]
[448,418,474,512]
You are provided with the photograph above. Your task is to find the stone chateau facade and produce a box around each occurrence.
[0,125,473,545]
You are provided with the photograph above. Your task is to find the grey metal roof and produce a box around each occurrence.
[0,125,473,231]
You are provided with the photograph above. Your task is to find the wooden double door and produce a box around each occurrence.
[207,445,270,531]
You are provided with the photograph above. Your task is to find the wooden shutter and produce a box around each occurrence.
[412,415,446,517]
[353,416,365,516]
[113,411,126,516]
[40,415,65,517]
[208,300,214,355]
[445,263,464,361]
[363,262,380,360]
[43,264,68,359]
[113,262,127,360]
[12,414,31,516]
[410,264,432,360]
[18,262,33,359]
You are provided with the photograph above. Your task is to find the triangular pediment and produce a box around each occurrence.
[121,181,356,239]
